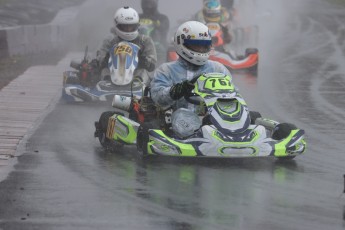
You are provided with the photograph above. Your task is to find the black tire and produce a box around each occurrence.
[244,48,259,75]
[96,111,116,148]
[136,124,150,156]
[65,75,80,85]
[249,111,262,124]
[136,121,159,156]
[248,64,258,75]
[272,123,298,161]
[272,123,297,140]
[245,48,258,56]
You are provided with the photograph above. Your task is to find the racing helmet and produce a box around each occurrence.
[174,21,212,66]
[113,6,140,41]
[141,0,158,14]
[203,0,222,22]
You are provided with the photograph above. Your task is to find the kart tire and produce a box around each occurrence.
[249,111,262,124]
[136,124,150,156]
[97,111,116,148]
[272,123,297,140]
[248,64,258,75]
[272,123,298,161]
[136,121,159,156]
[65,75,80,85]
[245,48,258,56]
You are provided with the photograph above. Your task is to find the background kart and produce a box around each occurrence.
[62,42,143,102]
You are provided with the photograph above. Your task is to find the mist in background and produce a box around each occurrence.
[74,0,202,53]
[72,0,308,64]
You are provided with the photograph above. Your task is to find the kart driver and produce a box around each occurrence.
[194,0,232,45]
[150,21,237,137]
[139,0,170,47]
[97,6,157,84]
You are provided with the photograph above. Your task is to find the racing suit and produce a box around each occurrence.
[97,29,157,83]
[150,58,232,111]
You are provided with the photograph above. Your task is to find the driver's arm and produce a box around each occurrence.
[150,65,175,109]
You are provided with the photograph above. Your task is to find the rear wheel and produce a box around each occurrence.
[65,75,80,85]
[95,111,124,149]
[245,48,259,75]
[248,64,258,75]
[136,121,159,156]
[95,111,115,148]
[245,48,258,55]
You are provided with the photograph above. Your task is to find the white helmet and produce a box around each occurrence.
[113,6,140,41]
[174,21,212,66]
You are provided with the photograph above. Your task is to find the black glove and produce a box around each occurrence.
[138,56,155,72]
[169,80,195,100]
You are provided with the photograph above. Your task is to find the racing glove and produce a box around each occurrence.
[169,80,195,100]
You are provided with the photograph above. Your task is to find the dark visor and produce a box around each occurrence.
[183,39,212,53]
[117,23,140,32]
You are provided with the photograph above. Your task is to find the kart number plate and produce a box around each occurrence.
[204,77,234,90]
[114,45,133,55]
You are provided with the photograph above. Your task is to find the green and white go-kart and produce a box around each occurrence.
[94,73,306,160]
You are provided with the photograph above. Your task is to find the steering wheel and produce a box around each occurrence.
[184,74,204,105]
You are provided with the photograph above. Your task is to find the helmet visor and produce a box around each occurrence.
[117,23,140,33]
[184,39,212,53]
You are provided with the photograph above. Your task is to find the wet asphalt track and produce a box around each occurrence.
[1,0,345,229]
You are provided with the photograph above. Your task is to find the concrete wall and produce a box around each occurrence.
[0,6,79,58]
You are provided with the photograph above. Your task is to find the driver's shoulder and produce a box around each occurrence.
[203,60,229,73]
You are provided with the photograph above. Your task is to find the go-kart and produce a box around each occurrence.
[94,73,306,159]
[62,42,143,102]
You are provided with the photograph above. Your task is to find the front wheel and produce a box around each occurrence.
[136,124,150,156]
[95,111,115,148]
[136,121,159,156]
[272,123,297,140]
[272,123,298,161]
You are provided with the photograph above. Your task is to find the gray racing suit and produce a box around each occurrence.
[150,58,233,111]
[97,28,157,84]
